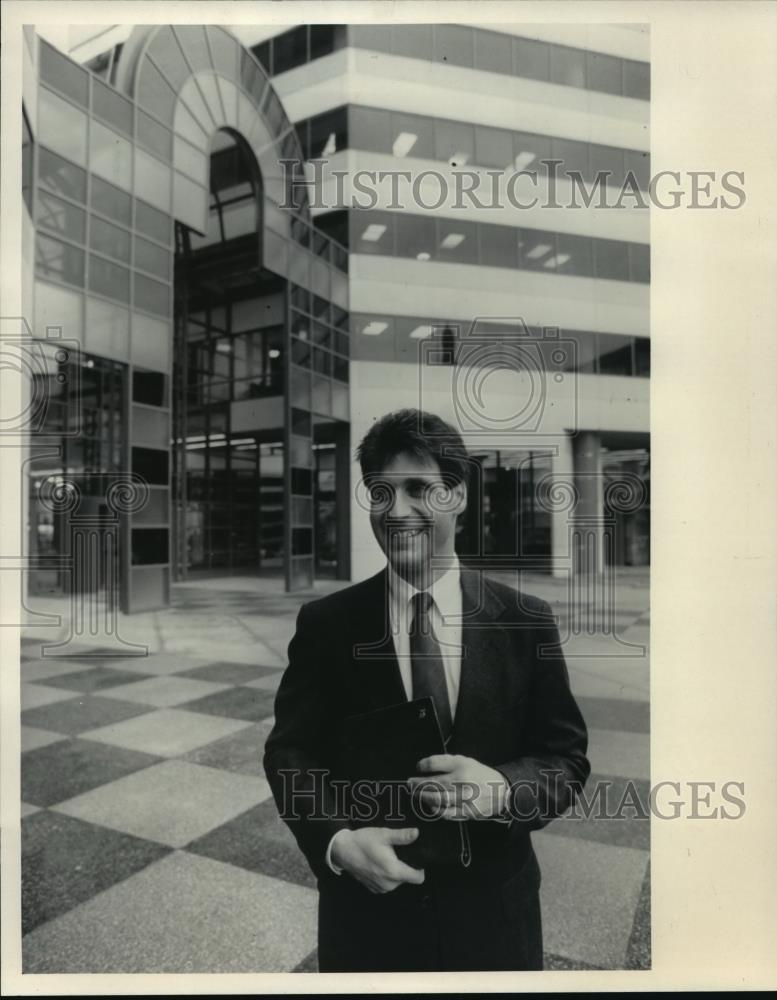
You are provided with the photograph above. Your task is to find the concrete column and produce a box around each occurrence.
[572,430,603,576]
[550,433,575,578]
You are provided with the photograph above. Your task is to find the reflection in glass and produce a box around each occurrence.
[36,234,85,287]
[36,191,86,245]
[38,88,88,166]
[38,148,87,204]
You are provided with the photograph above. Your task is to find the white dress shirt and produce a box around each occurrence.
[387,556,464,721]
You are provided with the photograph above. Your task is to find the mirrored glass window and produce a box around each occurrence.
[475,125,514,170]
[89,254,130,302]
[134,150,172,213]
[550,45,586,88]
[310,24,347,60]
[36,234,85,287]
[593,238,630,281]
[39,89,88,166]
[590,144,626,187]
[91,176,132,226]
[478,223,518,269]
[36,191,86,244]
[597,334,634,375]
[624,59,651,100]
[138,110,173,161]
[137,59,177,124]
[38,148,87,203]
[436,218,479,264]
[586,50,623,95]
[273,26,308,74]
[629,243,650,283]
[90,120,132,190]
[348,106,393,155]
[310,107,348,158]
[552,233,593,277]
[40,40,88,107]
[348,24,392,54]
[136,200,172,245]
[135,236,171,279]
[395,213,435,260]
[134,274,170,316]
[434,120,475,168]
[518,230,557,271]
[391,24,433,60]
[351,210,394,255]
[92,78,133,135]
[512,36,550,81]
[474,30,512,74]
[90,216,130,263]
[433,25,474,67]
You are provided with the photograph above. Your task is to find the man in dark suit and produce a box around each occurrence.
[264,408,589,972]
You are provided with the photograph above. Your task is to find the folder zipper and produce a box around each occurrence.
[458,822,472,868]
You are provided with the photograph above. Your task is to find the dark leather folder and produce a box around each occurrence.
[339,697,471,869]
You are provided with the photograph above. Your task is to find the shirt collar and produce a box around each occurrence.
[387,555,462,623]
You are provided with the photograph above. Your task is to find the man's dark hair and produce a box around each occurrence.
[356,409,470,487]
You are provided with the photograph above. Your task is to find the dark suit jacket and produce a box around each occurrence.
[263,567,590,972]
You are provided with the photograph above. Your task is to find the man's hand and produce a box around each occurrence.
[329,827,426,894]
[407,754,510,820]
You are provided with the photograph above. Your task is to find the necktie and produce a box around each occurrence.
[409,591,453,740]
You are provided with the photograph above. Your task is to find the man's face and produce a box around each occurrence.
[367,451,467,583]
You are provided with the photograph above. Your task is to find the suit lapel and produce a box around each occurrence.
[449,568,508,751]
[350,568,407,710]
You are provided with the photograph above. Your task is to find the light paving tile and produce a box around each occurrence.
[20,659,93,683]
[244,672,283,694]
[586,728,650,782]
[534,829,648,969]
[100,653,213,676]
[98,675,232,708]
[21,802,40,818]
[52,759,271,849]
[21,725,66,753]
[567,663,650,703]
[81,708,252,757]
[22,851,317,973]
[20,684,78,711]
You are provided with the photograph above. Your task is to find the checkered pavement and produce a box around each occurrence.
[19,585,650,973]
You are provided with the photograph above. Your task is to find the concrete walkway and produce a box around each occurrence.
[18,568,650,972]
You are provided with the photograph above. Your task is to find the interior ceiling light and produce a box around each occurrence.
[361,223,387,242]
[392,132,418,157]
[526,243,552,260]
[514,151,537,171]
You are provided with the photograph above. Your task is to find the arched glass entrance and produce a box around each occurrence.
[173,128,285,579]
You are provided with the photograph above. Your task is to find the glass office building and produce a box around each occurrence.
[21,23,650,610]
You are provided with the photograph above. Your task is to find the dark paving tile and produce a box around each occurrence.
[182,723,268,776]
[22,811,170,935]
[21,695,155,737]
[185,797,315,890]
[22,738,162,807]
[577,695,650,733]
[178,661,281,685]
[37,666,153,694]
[547,774,651,852]
[544,952,604,970]
[35,645,150,661]
[293,949,319,972]
[180,686,276,723]
[625,859,651,969]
